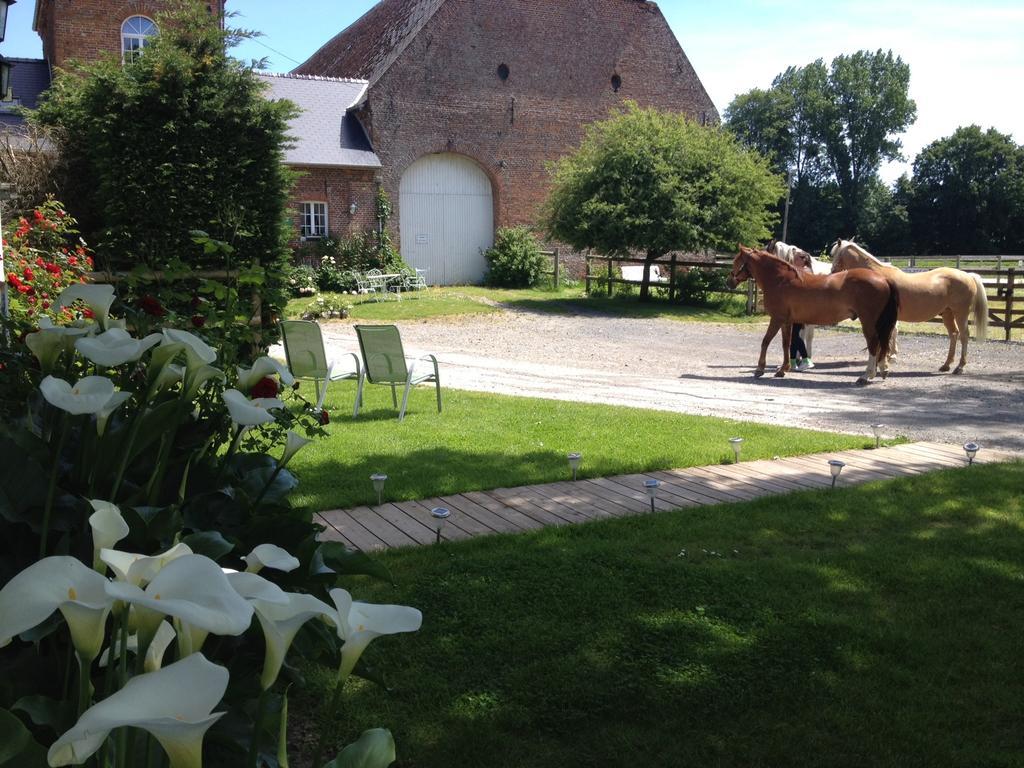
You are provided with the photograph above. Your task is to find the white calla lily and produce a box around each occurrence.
[153,363,185,393]
[101,543,194,586]
[47,653,228,768]
[183,364,225,400]
[57,284,116,328]
[75,328,162,367]
[253,593,334,690]
[222,389,284,426]
[161,329,216,371]
[99,620,176,673]
[0,556,112,662]
[279,431,312,469]
[225,571,290,604]
[88,500,129,571]
[243,544,300,574]
[328,588,422,681]
[236,356,296,391]
[25,325,91,372]
[95,391,133,436]
[39,375,116,415]
[106,555,254,654]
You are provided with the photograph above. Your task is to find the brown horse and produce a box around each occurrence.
[727,246,900,384]
[830,240,988,374]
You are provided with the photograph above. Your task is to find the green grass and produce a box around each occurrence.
[295,462,1024,768]
[288,383,887,511]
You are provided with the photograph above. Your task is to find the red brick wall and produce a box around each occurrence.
[37,0,225,68]
[307,0,718,254]
[288,166,380,245]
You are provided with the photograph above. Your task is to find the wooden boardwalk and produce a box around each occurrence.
[316,442,1020,551]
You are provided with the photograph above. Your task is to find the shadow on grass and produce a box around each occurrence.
[293,463,1024,768]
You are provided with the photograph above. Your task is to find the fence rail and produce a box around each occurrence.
[584,254,1023,341]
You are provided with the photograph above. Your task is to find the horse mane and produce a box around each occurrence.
[834,239,885,267]
[752,248,805,281]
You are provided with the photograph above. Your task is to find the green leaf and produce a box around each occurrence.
[182,530,236,561]
[322,728,396,768]
[239,467,298,508]
[0,708,47,767]
[314,542,394,585]
[12,695,75,736]
[0,437,49,526]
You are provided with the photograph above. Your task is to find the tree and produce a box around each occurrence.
[543,103,785,300]
[817,50,917,235]
[726,50,916,243]
[860,175,914,255]
[33,0,297,349]
[909,126,1024,254]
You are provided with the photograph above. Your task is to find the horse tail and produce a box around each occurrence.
[875,279,901,360]
[970,273,989,341]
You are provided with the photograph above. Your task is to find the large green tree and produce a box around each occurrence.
[909,126,1024,254]
[543,103,784,300]
[726,49,916,244]
[33,0,297,344]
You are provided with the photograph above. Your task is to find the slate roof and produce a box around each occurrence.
[256,72,381,169]
[0,58,52,128]
[293,0,445,85]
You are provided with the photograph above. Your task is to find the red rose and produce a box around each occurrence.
[17,285,29,294]
[318,409,330,426]
[7,273,20,287]
[138,295,166,317]
[191,315,206,329]
[69,257,78,266]
[22,268,34,281]
[33,209,44,222]
[82,308,95,319]
[42,301,50,309]
[250,376,279,399]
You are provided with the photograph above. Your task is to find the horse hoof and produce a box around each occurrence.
[880,370,889,380]
[774,370,786,378]
[888,354,898,363]
[938,364,951,372]
[952,367,964,375]
[856,377,869,386]
[754,369,765,378]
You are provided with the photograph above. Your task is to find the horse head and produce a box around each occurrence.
[830,239,853,272]
[728,245,755,289]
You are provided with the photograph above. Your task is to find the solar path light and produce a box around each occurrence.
[643,479,660,513]
[870,424,884,449]
[567,452,581,481]
[370,473,387,506]
[430,507,451,544]
[963,442,980,466]
[729,437,743,463]
[828,460,846,489]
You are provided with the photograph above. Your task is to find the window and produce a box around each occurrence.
[122,16,158,63]
[300,202,328,239]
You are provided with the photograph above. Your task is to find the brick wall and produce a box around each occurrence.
[304,0,718,253]
[37,0,225,68]
[288,166,380,246]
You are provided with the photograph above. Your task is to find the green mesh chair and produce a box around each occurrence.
[278,320,362,417]
[354,324,441,422]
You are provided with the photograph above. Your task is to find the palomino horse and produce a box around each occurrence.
[766,239,832,358]
[727,246,900,384]
[830,240,988,374]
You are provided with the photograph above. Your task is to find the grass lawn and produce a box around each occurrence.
[294,462,1024,768]
[288,383,889,511]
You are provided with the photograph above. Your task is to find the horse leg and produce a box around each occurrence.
[857,320,880,386]
[952,307,970,374]
[889,322,899,363]
[804,325,814,358]
[755,318,783,377]
[776,323,793,377]
[938,310,958,372]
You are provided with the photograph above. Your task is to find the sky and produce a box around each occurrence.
[2,0,1021,182]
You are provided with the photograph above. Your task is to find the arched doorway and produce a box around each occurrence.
[399,153,494,285]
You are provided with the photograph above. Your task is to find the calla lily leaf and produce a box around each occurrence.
[0,707,48,767]
[314,543,394,585]
[181,531,235,562]
[12,695,76,737]
[322,728,397,768]
[240,465,298,507]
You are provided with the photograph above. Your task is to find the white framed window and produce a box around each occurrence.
[122,16,158,63]
[300,202,328,239]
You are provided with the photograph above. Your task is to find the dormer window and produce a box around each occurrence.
[122,16,158,63]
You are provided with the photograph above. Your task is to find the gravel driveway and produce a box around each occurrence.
[318,307,1024,453]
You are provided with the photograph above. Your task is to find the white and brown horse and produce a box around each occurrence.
[766,239,831,358]
[830,240,988,374]
[728,246,900,384]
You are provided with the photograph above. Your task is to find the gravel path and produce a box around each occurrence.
[318,306,1024,453]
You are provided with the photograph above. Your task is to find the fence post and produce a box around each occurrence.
[910,254,916,268]
[553,249,560,289]
[585,255,591,295]
[956,254,961,269]
[1006,267,1015,342]
[668,253,677,301]
[607,256,612,297]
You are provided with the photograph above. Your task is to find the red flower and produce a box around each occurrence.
[27,296,37,305]
[82,308,95,319]
[138,295,166,317]
[69,256,78,266]
[41,301,50,310]
[34,257,44,267]
[191,315,206,328]
[318,409,330,426]
[250,376,279,399]
[22,268,34,281]
[16,284,29,294]
[32,209,45,222]
[7,273,20,287]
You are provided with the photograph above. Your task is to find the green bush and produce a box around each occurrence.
[484,227,547,287]
[674,266,730,305]
[285,264,317,297]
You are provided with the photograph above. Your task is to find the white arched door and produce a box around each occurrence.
[399,153,494,285]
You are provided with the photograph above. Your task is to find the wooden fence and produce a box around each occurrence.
[540,249,561,288]
[584,254,1024,341]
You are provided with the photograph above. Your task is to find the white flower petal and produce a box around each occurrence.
[88,500,130,555]
[328,588,422,680]
[76,329,162,367]
[57,284,116,327]
[47,653,227,767]
[40,376,116,415]
[222,389,284,426]
[253,593,334,690]
[161,329,216,370]
[237,356,296,391]
[225,571,289,604]
[100,543,194,586]
[243,544,300,574]
[96,391,133,436]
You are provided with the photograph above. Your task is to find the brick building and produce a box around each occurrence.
[6,0,718,284]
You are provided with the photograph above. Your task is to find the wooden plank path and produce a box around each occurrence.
[316,442,1021,551]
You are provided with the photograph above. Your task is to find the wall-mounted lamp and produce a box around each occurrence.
[349,201,358,216]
